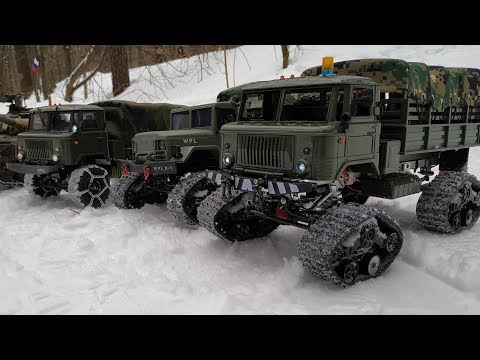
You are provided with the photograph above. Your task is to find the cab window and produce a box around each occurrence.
[241,91,281,121]
[192,108,212,128]
[172,111,190,130]
[352,87,373,117]
[30,113,48,131]
[51,113,71,132]
[81,112,99,129]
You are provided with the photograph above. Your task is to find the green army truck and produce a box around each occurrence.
[0,94,30,187]
[112,100,239,225]
[186,57,480,287]
[6,100,182,208]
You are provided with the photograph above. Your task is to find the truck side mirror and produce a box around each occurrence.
[341,112,352,132]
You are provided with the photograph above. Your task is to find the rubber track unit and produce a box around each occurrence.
[111,173,146,210]
[416,171,480,234]
[197,186,279,242]
[298,202,403,287]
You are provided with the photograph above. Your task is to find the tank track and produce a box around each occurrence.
[111,173,147,210]
[298,203,403,287]
[166,171,212,225]
[198,186,279,242]
[416,171,480,234]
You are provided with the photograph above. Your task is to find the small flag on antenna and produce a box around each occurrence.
[32,57,40,73]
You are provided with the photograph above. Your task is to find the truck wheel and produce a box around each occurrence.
[67,165,110,208]
[111,173,150,209]
[198,186,279,242]
[166,171,217,225]
[417,171,480,233]
[24,174,60,198]
[298,203,403,287]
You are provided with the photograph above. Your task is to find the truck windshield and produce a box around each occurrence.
[281,87,332,122]
[192,108,212,128]
[172,111,190,130]
[51,113,71,132]
[240,91,280,121]
[30,113,49,131]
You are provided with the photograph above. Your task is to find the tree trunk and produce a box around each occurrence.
[281,45,289,69]
[109,45,130,97]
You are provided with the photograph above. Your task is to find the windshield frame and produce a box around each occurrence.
[29,111,74,132]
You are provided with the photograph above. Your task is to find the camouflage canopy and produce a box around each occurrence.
[302,59,480,109]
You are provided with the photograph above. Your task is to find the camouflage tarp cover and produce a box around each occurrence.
[303,59,480,109]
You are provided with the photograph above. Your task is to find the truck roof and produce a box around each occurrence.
[33,104,104,112]
[240,75,377,91]
[172,101,235,113]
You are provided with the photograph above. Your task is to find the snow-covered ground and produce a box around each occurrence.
[2,45,480,314]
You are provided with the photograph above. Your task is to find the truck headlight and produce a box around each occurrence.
[296,160,308,175]
[157,140,166,150]
[223,154,234,167]
[17,152,24,160]
[52,154,59,162]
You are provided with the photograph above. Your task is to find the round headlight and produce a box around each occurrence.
[223,154,233,167]
[158,141,166,150]
[52,154,59,162]
[72,125,78,133]
[17,152,24,160]
[296,161,306,174]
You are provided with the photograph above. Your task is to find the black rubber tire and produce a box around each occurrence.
[24,174,60,198]
[67,165,110,208]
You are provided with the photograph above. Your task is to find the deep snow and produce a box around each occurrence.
[2,45,480,314]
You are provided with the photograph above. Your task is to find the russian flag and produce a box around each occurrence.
[32,57,39,73]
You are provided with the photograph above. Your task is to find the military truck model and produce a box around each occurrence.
[6,100,182,208]
[112,100,238,225]
[189,57,480,287]
[0,94,30,187]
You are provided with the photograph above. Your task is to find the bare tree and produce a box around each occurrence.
[109,45,130,97]
[281,45,289,69]
[64,46,106,102]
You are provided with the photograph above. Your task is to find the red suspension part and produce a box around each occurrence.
[143,166,151,180]
[275,206,290,221]
[121,165,129,176]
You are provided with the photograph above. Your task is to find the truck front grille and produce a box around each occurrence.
[25,140,53,160]
[237,135,293,170]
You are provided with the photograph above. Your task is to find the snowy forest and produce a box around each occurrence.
[2,45,480,315]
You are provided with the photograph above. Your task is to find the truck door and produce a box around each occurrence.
[75,111,109,161]
[345,87,377,161]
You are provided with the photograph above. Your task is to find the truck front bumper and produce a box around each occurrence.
[6,162,59,175]
[206,170,313,195]
[117,159,178,176]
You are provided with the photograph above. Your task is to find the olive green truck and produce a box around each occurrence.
[6,100,183,207]
[112,97,241,225]
[171,58,480,287]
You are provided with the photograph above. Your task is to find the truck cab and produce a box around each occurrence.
[14,105,108,170]
[125,101,236,174]
[219,76,381,184]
